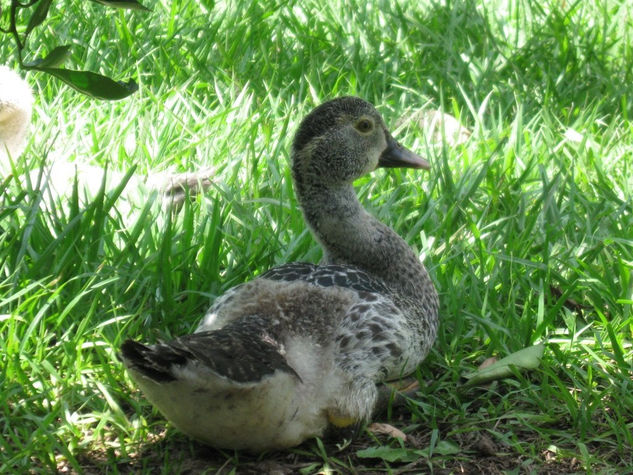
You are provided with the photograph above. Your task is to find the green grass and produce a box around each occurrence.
[2,0,632,472]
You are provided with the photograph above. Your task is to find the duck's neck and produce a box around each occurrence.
[297,181,432,303]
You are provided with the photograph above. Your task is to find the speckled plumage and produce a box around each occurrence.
[121,97,439,451]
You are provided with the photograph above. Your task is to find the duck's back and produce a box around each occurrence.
[199,263,421,381]
[199,262,389,330]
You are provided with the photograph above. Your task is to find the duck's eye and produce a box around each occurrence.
[354,118,374,134]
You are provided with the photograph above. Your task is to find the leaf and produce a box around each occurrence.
[356,446,419,463]
[463,344,545,387]
[478,356,498,370]
[25,0,54,36]
[32,68,138,100]
[23,45,71,69]
[89,0,150,11]
[430,440,461,456]
[367,422,407,441]
[357,441,460,462]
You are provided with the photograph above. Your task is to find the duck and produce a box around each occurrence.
[0,65,210,212]
[0,65,33,164]
[120,96,439,452]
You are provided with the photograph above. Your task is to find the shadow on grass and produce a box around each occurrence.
[70,421,586,474]
[384,0,631,120]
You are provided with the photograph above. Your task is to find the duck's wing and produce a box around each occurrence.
[260,262,390,294]
[200,262,390,332]
[121,317,300,384]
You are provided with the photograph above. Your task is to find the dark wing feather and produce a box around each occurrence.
[121,317,300,384]
[121,339,187,382]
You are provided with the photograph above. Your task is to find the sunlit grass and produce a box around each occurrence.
[1,0,632,472]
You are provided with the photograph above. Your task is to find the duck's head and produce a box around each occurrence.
[292,97,429,189]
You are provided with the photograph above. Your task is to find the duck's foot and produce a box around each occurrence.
[322,409,364,442]
[323,421,364,443]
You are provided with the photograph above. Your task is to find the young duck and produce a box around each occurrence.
[121,97,439,451]
[0,65,211,213]
[0,65,33,164]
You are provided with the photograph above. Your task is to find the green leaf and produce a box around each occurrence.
[23,45,71,69]
[463,344,546,387]
[430,440,461,456]
[356,441,460,462]
[32,68,138,100]
[89,0,150,11]
[356,446,419,463]
[25,0,54,36]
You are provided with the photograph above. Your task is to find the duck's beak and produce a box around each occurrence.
[379,134,430,170]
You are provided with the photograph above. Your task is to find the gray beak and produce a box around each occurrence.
[378,134,430,170]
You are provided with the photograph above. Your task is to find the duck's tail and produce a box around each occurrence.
[120,317,300,385]
[120,320,318,451]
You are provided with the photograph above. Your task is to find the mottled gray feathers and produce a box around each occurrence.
[260,262,390,294]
